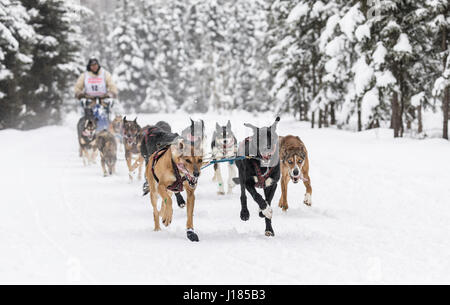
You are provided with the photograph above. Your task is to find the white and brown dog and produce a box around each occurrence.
[278,135,312,211]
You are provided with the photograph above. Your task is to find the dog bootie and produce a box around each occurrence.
[142,181,149,196]
[187,229,199,242]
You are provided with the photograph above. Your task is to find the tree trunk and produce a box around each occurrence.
[418,104,423,134]
[311,112,315,129]
[443,25,449,140]
[324,105,329,127]
[318,109,323,128]
[392,92,403,138]
[444,87,449,140]
[357,100,362,132]
[330,102,336,125]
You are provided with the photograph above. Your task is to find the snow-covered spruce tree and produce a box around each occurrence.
[20,0,83,129]
[111,0,147,111]
[337,2,383,132]
[269,1,336,126]
[317,0,352,128]
[249,0,273,113]
[426,0,449,139]
[80,8,115,72]
[190,0,228,113]
[267,0,305,120]
[0,0,34,129]
[362,0,433,137]
[137,0,180,113]
[224,0,265,112]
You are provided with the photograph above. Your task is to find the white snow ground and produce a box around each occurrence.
[1,111,450,284]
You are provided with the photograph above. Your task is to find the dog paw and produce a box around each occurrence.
[260,206,273,219]
[187,229,199,242]
[154,226,161,232]
[304,193,312,206]
[217,191,225,195]
[240,208,250,221]
[265,229,275,237]
[162,210,173,227]
[278,200,288,211]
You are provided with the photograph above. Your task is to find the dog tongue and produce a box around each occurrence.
[82,130,92,137]
[292,174,308,182]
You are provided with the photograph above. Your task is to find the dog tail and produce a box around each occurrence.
[232,177,240,185]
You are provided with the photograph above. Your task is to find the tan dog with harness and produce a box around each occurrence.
[278,135,312,211]
[145,120,205,242]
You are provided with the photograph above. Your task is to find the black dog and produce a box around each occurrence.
[141,121,185,207]
[141,121,177,164]
[235,117,281,237]
[77,110,98,166]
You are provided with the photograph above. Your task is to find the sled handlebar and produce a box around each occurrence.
[79,96,114,109]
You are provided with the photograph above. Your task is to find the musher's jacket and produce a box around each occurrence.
[74,68,118,98]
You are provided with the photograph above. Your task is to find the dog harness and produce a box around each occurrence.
[151,146,186,193]
[253,159,275,189]
[239,137,278,188]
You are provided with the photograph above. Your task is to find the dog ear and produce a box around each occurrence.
[271,117,281,130]
[226,120,231,130]
[244,123,258,130]
[244,123,258,135]
[123,116,127,123]
[134,117,137,123]
[178,138,185,154]
[216,123,221,132]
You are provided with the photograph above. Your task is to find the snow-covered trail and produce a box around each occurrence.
[1,112,450,284]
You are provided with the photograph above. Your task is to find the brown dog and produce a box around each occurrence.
[145,120,205,242]
[96,130,117,177]
[123,117,144,181]
[109,115,123,147]
[278,135,312,211]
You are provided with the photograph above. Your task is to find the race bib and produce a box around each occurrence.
[84,70,107,96]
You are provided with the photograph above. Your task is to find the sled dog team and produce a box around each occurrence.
[77,115,312,242]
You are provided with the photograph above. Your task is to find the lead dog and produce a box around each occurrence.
[211,121,238,195]
[77,110,98,166]
[141,121,186,208]
[145,120,205,242]
[235,117,281,237]
[278,135,312,211]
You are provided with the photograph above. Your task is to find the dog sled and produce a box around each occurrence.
[79,95,114,131]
